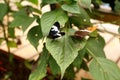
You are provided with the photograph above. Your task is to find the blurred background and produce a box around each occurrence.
[0,0,120,80]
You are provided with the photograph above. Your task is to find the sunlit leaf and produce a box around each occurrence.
[41,9,68,36]
[29,0,38,5]
[61,3,80,14]
[89,30,98,37]
[7,40,17,48]
[46,35,86,78]
[90,57,120,80]
[9,8,35,31]
[29,45,49,80]
[79,0,91,10]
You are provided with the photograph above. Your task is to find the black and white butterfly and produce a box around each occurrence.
[48,22,65,39]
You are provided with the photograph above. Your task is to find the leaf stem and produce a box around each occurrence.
[86,48,97,60]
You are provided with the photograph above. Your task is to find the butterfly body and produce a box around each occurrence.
[48,22,65,39]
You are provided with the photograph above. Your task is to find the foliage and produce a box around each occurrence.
[0,0,120,80]
[115,0,120,13]
[29,44,49,80]
[89,57,120,80]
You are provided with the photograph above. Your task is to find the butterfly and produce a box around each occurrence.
[74,25,97,39]
[48,22,65,39]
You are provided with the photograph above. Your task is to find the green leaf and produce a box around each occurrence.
[7,40,17,48]
[41,9,68,36]
[27,25,43,49]
[90,57,120,80]
[8,28,15,38]
[97,35,105,48]
[41,0,58,7]
[69,7,91,28]
[115,0,120,12]
[73,48,86,69]
[63,0,77,4]
[0,38,5,45]
[89,30,98,37]
[24,60,32,70]
[61,3,80,14]
[29,0,38,5]
[29,45,49,80]
[63,64,75,80]
[86,35,106,57]
[82,78,92,80]
[9,8,35,31]
[78,7,91,26]
[30,7,41,14]
[49,55,61,75]
[79,0,91,10]
[46,35,86,78]
[69,16,82,27]
[0,3,8,21]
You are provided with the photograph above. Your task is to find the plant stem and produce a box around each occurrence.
[3,24,10,53]
[3,0,11,53]
[0,21,10,53]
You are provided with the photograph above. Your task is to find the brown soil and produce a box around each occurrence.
[0,49,31,80]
